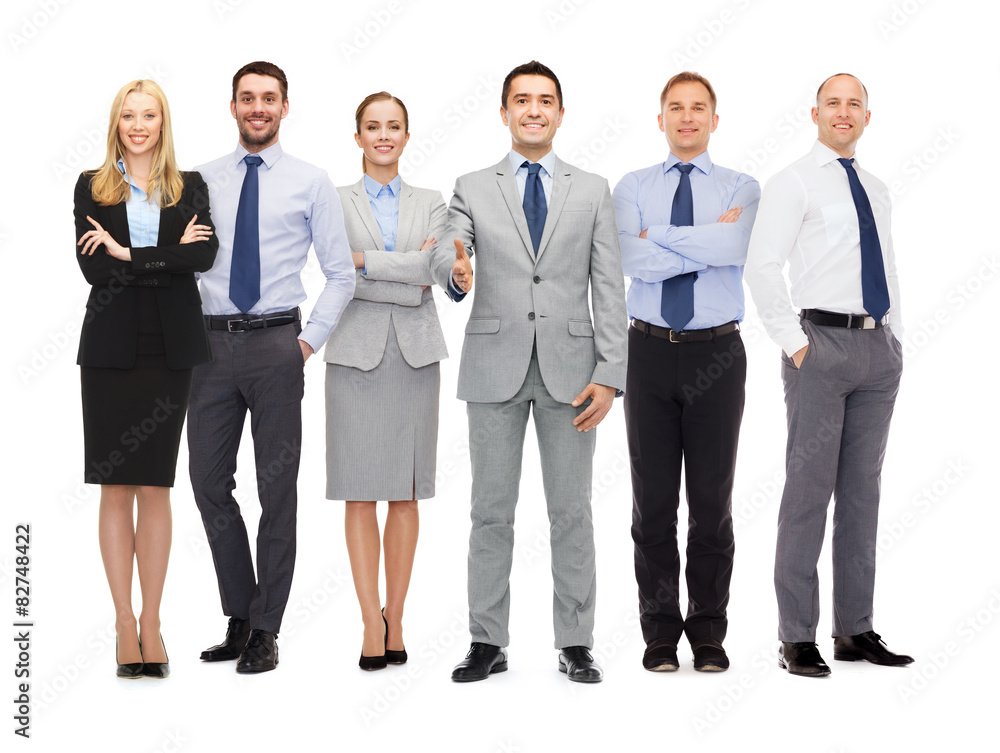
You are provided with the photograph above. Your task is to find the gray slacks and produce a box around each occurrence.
[775,319,903,642]
[466,351,597,649]
[188,322,304,634]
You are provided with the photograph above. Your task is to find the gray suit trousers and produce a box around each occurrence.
[775,319,903,642]
[467,350,597,649]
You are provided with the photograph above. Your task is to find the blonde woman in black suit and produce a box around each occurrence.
[324,92,449,670]
[75,79,217,679]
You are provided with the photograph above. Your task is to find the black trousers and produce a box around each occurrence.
[625,325,746,646]
[188,323,305,634]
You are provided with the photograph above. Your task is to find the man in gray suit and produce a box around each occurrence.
[431,61,628,684]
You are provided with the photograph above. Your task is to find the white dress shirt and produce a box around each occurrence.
[745,140,902,357]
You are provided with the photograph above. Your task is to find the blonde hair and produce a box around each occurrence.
[355,91,409,173]
[89,79,183,208]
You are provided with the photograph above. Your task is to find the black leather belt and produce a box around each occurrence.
[801,309,882,330]
[631,319,739,343]
[205,308,301,332]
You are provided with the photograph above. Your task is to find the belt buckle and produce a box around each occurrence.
[669,329,682,343]
[862,317,876,330]
[227,318,246,333]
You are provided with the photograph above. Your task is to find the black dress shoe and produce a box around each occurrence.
[141,633,170,679]
[236,629,278,674]
[779,642,831,677]
[692,639,729,672]
[833,631,914,666]
[200,617,251,662]
[642,638,679,672]
[451,643,507,682]
[559,646,603,683]
[115,637,144,679]
[383,609,407,665]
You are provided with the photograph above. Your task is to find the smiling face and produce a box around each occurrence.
[812,74,870,158]
[355,98,409,172]
[658,80,718,163]
[231,72,289,153]
[117,91,162,167]
[500,74,564,162]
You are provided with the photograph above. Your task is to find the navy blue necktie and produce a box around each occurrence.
[837,157,890,322]
[230,154,264,313]
[522,161,547,255]
[660,163,696,330]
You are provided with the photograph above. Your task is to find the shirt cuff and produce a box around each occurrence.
[447,280,467,302]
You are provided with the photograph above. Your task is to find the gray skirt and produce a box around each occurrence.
[325,319,440,501]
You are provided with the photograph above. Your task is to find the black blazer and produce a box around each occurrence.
[74,170,218,369]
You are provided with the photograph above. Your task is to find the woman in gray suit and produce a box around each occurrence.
[324,92,449,670]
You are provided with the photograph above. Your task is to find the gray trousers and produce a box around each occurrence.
[775,319,902,642]
[188,322,304,634]
[466,352,597,649]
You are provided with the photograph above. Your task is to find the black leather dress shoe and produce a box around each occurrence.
[642,638,679,672]
[692,639,729,672]
[115,638,144,679]
[559,646,603,683]
[833,631,914,666]
[779,642,831,677]
[141,633,170,679]
[200,617,251,662]
[236,629,278,674]
[451,643,507,682]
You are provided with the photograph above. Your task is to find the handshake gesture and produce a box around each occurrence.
[451,239,473,293]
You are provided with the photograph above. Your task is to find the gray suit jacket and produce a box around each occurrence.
[430,155,627,404]
[323,178,448,370]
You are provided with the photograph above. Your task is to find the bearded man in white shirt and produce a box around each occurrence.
[745,73,913,677]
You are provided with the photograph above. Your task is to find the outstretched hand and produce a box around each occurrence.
[451,239,473,292]
[571,383,616,432]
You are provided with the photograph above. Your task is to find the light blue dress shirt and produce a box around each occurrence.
[508,149,555,204]
[195,142,356,353]
[364,173,401,252]
[117,158,160,247]
[613,151,760,330]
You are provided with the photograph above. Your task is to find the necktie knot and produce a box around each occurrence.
[523,160,543,176]
[836,157,854,170]
[244,154,263,167]
[674,163,694,175]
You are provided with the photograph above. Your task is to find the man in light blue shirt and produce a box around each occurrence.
[189,61,354,674]
[613,71,759,674]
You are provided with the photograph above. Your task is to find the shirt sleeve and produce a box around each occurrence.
[744,168,810,357]
[298,173,356,352]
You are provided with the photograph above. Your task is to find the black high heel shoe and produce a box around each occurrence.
[383,608,408,665]
[359,617,387,671]
[141,633,170,678]
[115,637,143,679]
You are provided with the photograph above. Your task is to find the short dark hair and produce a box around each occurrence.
[816,73,868,106]
[660,71,717,112]
[502,60,563,110]
[232,60,288,102]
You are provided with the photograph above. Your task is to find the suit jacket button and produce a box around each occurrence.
[533,276,540,284]
[528,312,535,320]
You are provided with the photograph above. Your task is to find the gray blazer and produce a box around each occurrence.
[430,155,628,404]
[323,178,448,370]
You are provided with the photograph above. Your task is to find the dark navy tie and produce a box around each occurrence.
[522,161,547,255]
[837,157,890,322]
[230,154,264,313]
[660,163,696,330]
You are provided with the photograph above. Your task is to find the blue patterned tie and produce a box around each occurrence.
[837,157,890,322]
[660,163,696,330]
[522,161,547,255]
[230,154,264,313]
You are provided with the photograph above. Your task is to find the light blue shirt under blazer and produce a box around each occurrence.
[195,141,356,353]
[364,173,401,252]
[508,149,555,204]
[613,151,760,330]
[118,158,160,248]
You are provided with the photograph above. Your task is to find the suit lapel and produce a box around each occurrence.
[495,158,535,260]
[537,158,571,260]
[350,177,386,251]
[396,181,416,253]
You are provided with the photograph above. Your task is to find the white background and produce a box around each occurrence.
[2,0,996,749]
